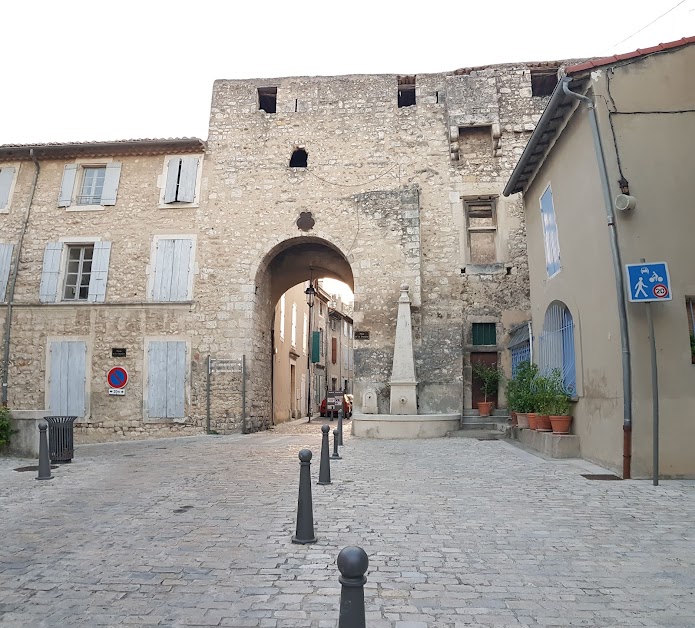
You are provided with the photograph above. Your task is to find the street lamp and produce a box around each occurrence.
[305,281,316,423]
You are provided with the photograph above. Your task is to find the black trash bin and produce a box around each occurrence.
[44,416,78,463]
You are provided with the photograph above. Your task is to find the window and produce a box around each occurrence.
[0,166,17,212]
[39,240,112,303]
[303,313,308,352]
[147,340,186,418]
[319,301,324,316]
[686,298,695,363]
[343,321,348,337]
[320,328,324,357]
[398,76,416,108]
[58,162,121,208]
[331,337,337,364]
[258,87,277,113]
[290,148,308,168]
[343,346,348,369]
[530,68,559,97]
[349,324,352,339]
[148,236,195,302]
[280,295,286,341]
[472,323,496,346]
[0,243,14,302]
[540,184,561,278]
[163,156,201,205]
[465,197,497,264]
[539,302,576,394]
[47,340,87,417]
[291,303,297,347]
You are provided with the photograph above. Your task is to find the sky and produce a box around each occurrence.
[2,0,693,147]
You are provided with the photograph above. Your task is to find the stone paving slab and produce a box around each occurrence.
[1,419,694,627]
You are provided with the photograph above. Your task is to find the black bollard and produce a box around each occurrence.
[318,424,332,485]
[37,423,53,481]
[337,546,369,628]
[331,428,342,460]
[338,406,344,446]
[291,449,317,544]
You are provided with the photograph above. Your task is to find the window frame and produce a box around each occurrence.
[472,322,497,346]
[158,154,204,208]
[76,166,106,206]
[62,158,118,212]
[62,244,95,302]
[55,236,105,304]
[464,196,498,265]
[147,234,197,303]
[0,163,19,214]
[539,183,561,278]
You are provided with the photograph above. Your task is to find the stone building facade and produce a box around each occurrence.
[0,61,561,441]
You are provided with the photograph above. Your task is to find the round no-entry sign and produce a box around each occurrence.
[107,367,128,389]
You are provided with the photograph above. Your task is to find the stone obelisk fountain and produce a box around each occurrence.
[389,284,418,414]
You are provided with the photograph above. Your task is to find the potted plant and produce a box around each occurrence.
[472,361,504,417]
[547,370,573,434]
[532,373,554,432]
[507,362,538,429]
[0,406,17,450]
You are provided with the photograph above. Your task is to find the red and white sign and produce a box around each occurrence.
[652,284,669,299]
[107,366,128,389]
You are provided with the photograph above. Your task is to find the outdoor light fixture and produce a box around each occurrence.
[305,284,316,308]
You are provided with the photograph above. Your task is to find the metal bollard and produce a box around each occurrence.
[37,423,53,481]
[338,407,344,446]
[331,428,342,460]
[291,449,317,544]
[337,546,369,628]
[318,424,332,485]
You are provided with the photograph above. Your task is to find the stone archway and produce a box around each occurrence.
[248,237,354,430]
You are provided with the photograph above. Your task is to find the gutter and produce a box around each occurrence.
[560,80,633,479]
[2,149,40,406]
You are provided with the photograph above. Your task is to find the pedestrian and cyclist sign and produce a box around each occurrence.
[625,262,671,303]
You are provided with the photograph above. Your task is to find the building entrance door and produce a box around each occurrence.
[471,352,498,407]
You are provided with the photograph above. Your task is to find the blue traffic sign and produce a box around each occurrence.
[107,366,129,389]
[625,262,672,303]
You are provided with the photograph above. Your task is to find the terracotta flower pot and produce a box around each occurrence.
[516,412,529,429]
[527,413,538,430]
[536,414,552,432]
[550,415,572,434]
[511,411,518,426]
[477,401,494,417]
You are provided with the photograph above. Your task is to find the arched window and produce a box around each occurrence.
[289,148,308,168]
[539,301,576,394]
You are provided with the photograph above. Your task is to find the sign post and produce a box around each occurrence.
[625,261,671,486]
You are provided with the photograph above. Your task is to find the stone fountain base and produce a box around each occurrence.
[351,413,460,439]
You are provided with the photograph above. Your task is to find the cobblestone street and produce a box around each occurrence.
[1,421,694,627]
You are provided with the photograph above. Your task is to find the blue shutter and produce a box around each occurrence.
[151,239,175,301]
[148,341,168,418]
[39,242,63,303]
[87,241,112,303]
[164,158,181,203]
[540,186,561,277]
[58,165,77,207]
[0,243,14,301]
[168,341,186,418]
[0,167,16,209]
[148,340,186,418]
[171,239,193,300]
[100,162,121,206]
[176,157,198,203]
[48,340,86,417]
[151,238,193,302]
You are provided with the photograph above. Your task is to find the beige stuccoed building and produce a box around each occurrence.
[504,37,695,478]
[0,59,565,442]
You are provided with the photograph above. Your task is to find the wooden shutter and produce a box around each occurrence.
[170,239,193,300]
[87,241,112,303]
[48,340,86,417]
[100,162,121,206]
[176,157,198,203]
[0,167,15,209]
[151,238,193,302]
[147,340,186,418]
[331,337,337,364]
[0,243,13,301]
[39,241,63,303]
[163,158,181,203]
[58,165,77,207]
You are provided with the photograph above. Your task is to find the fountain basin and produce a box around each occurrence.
[352,413,460,439]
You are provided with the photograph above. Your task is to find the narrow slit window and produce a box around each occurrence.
[398,76,416,108]
[465,197,497,264]
[258,87,277,113]
[290,148,308,168]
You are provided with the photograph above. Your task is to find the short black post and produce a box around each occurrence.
[338,406,344,446]
[291,449,317,544]
[331,428,342,460]
[37,423,53,481]
[337,546,368,628]
[318,424,332,485]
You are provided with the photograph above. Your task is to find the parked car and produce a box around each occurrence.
[320,394,352,418]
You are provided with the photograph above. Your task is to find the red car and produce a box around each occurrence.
[320,395,352,418]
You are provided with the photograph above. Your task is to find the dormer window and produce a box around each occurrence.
[398,76,416,108]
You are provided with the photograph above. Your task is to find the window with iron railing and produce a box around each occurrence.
[77,167,106,205]
[538,301,576,394]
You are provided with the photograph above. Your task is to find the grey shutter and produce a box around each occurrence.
[0,167,16,209]
[171,239,193,300]
[176,157,199,203]
[48,340,86,417]
[151,239,175,301]
[147,340,186,418]
[100,162,121,206]
[163,158,181,203]
[87,241,112,303]
[0,243,13,302]
[39,241,63,303]
[151,238,192,302]
[58,164,77,207]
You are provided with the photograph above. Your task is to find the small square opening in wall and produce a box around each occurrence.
[258,87,277,113]
[398,76,416,108]
[530,68,559,97]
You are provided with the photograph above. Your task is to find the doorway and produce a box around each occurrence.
[471,352,499,407]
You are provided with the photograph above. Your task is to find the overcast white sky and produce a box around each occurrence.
[2,0,693,145]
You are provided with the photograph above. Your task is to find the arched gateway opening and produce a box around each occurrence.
[249,237,354,430]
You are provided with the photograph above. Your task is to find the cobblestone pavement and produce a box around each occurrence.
[1,419,694,627]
